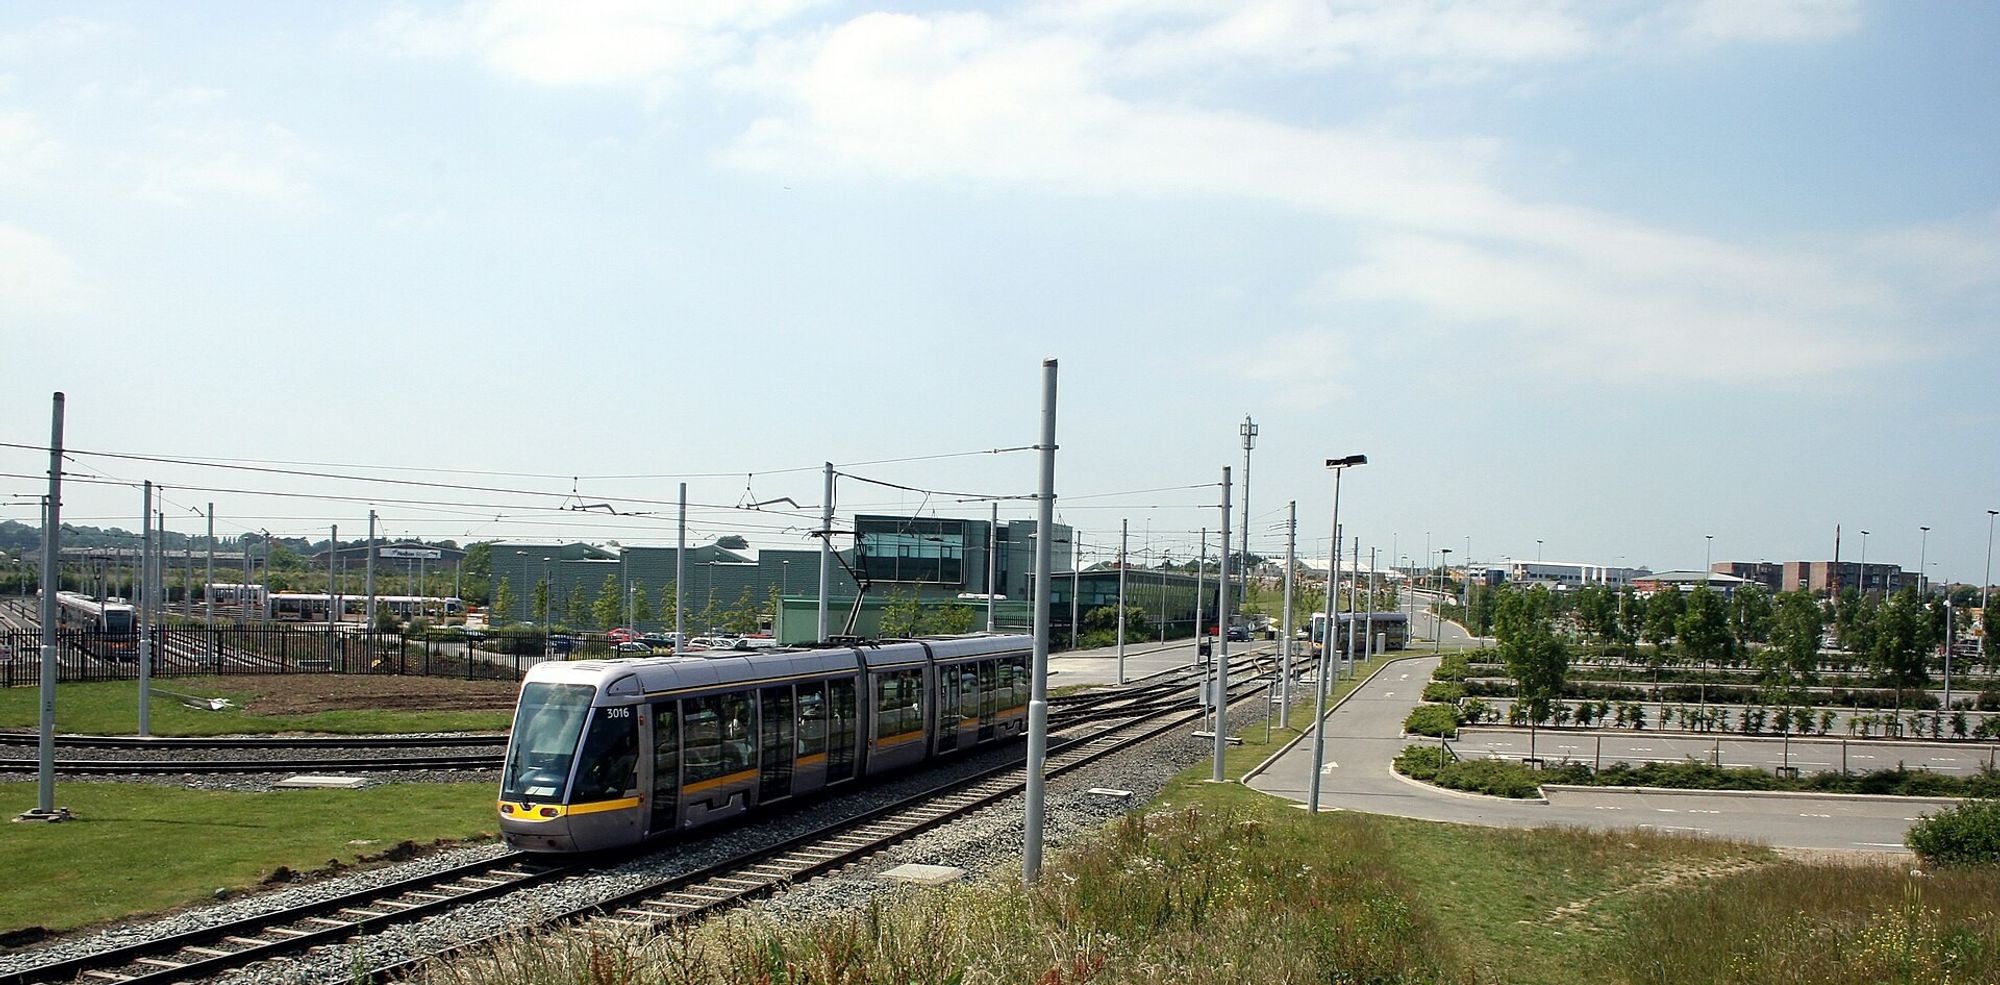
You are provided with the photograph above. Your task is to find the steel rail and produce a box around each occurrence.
[0,755,503,775]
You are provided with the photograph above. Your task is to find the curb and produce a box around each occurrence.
[1238,652,1433,785]
[1538,783,1964,806]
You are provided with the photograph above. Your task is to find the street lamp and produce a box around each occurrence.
[1311,453,1366,816]
[1984,510,1998,615]
[1919,526,1930,596]
[1437,548,1453,654]
[1536,539,1543,564]
[1704,535,1713,586]
[1860,530,1871,597]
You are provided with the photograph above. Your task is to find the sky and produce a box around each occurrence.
[2,1,1997,584]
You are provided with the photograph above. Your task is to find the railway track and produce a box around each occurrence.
[0,731,507,750]
[0,853,584,985]
[1,650,1278,985]
[0,755,503,775]
[366,672,1282,983]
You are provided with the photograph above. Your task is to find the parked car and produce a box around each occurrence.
[606,627,638,644]
[641,632,682,649]
[613,641,652,653]
[549,634,577,654]
[1225,626,1249,642]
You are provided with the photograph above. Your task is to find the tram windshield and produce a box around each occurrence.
[101,609,134,634]
[502,682,596,803]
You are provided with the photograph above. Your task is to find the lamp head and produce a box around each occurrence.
[1325,454,1368,468]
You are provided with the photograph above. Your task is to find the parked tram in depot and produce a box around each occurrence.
[268,593,463,622]
[1308,610,1409,654]
[54,591,137,661]
[498,634,1033,853]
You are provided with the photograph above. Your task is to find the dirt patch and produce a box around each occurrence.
[177,674,519,717]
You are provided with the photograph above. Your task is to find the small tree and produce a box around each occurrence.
[880,588,924,638]
[927,601,977,634]
[592,573,623,630]
[1496,586,1570,763]
[532,579,550,625]
[1730,583,1774,644]
[565,585,589,628]
[1873,588,1931,717]
[1761,590,1823,710]
[1643,589,1684,649]
[721,589,760,634]
[491,576,514,624]
[1675,585,1732,667]
[631,580,653,627]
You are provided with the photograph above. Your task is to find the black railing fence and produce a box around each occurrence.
[0,628,539,686]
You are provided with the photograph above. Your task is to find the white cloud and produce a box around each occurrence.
[0,109,63,187]
[0,224,88,315]
[374,0,822,88]
[721,8,1929,385]
[1672,0,1862,43]
[133,120,320,210]
[1224,328,1360,410]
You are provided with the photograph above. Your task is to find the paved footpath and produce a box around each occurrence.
[1245,654,1939,853]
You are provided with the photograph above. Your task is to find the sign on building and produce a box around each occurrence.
[380,548,444,560]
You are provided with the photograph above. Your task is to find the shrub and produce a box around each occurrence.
[1403,704,1461,738]
[1394,743,1448,781]
[1432,652,1475,682]
[1907,799,2000,867]
[1435,758,1543,798]
[1420,680,1465,702]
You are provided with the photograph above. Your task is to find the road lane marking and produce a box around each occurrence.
[1656,808,1679,813]
[1399,674,1409,680]
[1592,805,1625,811]
[1689,809,1720,814]
[1800,813,1831,818]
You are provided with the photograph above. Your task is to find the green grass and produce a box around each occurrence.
[0,781,499,935]
[0,680,514,736]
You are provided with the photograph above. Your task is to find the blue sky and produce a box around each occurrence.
[2,1,1996,584]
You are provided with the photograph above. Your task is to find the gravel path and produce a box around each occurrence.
[1,695,1269,985]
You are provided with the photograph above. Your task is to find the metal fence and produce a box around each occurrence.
[0,628,539,687]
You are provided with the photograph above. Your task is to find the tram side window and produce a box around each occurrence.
[797,681,827,756]
[1010,655,1030,709]
[827,677,857,779]
[979,660,999,714]
[996,659,1016,709]
[683,697,723,783]
[875,670,920,739]
[571,706,639,802]
[719,691,753,774]
[956,667,979,722]
[652,702,679,796]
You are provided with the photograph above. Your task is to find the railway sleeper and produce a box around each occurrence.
[181,947,236,958]
[81,970,134,981]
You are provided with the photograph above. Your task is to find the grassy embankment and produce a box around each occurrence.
[0,678,515,735]
[0,781,497,936]
[417,650,2000,985]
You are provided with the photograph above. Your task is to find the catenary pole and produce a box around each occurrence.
[1345,537,1359,678]
[818,463,834,641]
[1240,416,1255,611]
[987,501,998,633]
[1213,466,1232,782]
[1280,500,1297,723]
[1194,527,1206,671]
[28,392,65,820]
[138,482,153,737]
[364,511,377,631]
[676,483,687,656]
[1367,547,1377,661]
[1116,518,1127,684]
[1024,357,1058,884]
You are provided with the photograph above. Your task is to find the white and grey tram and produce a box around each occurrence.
[498,634,1033,853]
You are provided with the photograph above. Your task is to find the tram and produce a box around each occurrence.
[498,634,1033,852]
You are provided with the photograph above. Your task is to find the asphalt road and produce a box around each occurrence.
[1246,654,1939,852]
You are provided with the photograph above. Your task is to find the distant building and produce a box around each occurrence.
[1507,560,1650,588]
[1711,561,1782,592]
[1632,570,1750,596]
[1778,561,1903,595]
[309,540,465,568]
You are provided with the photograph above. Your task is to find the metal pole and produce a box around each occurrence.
[987,501,998,633]
[138,482,152,737]
[29,392,65,819]
[1346,537,1359,678]
[1116,518,1127,684]
[364,511,377,630]
[1367,547,1377,662]
[1281,500,1296,724]
[1311,466,1345,814]
[1213,466,1232,783]
[1070,537,1080,651]
[1983,510,1997,615]
[1024,357,1057,884]
[1240,416,1255,612]
[676,483,687,655]
[818,463,834,641]
[1920,526,1930,597]
[1195,527,1206,660]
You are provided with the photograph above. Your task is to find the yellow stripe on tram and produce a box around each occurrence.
[682,768,758,796]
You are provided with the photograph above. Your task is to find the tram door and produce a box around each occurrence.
[758,686,795,803]
[649,702,679,834]
[937,668,962,753]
